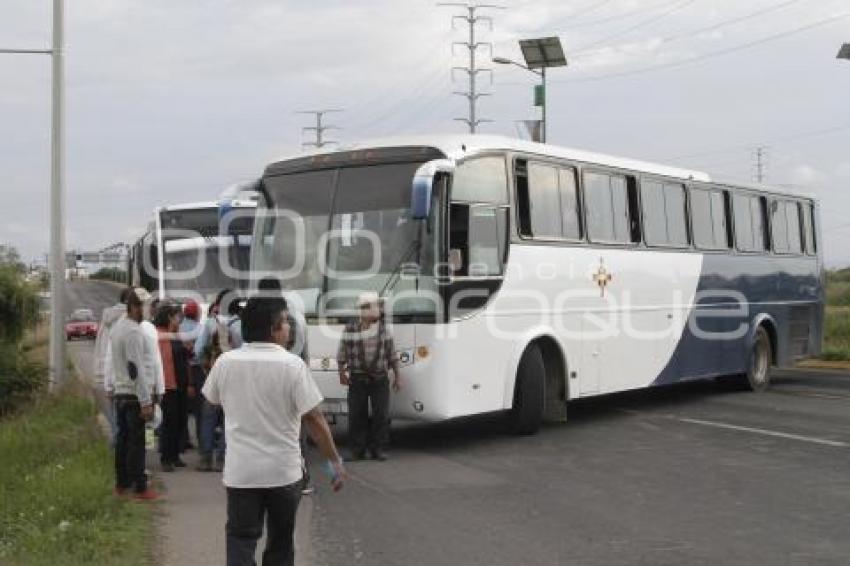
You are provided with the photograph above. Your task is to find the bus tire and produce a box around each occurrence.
[509,345,545,435]
[744,325,773,392]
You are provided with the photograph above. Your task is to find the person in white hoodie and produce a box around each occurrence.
[94,287,131,443]
[139,296,166,402]
[111,289,159,500]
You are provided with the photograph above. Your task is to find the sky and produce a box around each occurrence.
[2,0,850,266]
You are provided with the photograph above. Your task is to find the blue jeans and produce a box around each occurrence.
[199,398,225,457]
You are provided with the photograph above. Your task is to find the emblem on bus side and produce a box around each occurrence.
[592,258,613,297]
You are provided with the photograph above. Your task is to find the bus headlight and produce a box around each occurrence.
[398,349,414,366]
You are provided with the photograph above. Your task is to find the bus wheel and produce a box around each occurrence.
[745,326,773,392]
[510,345,545,435]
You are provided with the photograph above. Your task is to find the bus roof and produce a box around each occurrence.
[269,134,815,201]
[155,199,257,214]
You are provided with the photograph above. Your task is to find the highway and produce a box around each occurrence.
[64,280,850,566]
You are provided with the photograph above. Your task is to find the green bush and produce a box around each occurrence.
[821,307,850,362]
[0,265,40,344]
[0,343,46,417]
[827,267,850,284]
[826,281,850,307]
[820,347,850,361]
[90,268,127,284]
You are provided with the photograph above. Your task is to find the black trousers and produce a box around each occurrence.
[188,363,205,446]
[226,483,302,566]
[161,389,188,464]
[347,376,390,455]
[114,396,147,493]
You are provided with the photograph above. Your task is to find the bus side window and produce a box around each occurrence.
[449,203,507,277]
[770,199,789,253]
[692,187,731,250]
[516,160,582,240]
[786,201,803,254]
[515,160,532,237]
[584,170,639,244]
[802,202,816,255]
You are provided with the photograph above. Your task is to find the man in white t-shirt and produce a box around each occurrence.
[202,295,345,566]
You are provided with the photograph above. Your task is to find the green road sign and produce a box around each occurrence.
[534,84,545,107]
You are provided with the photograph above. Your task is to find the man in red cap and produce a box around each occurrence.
[180,299,203,452]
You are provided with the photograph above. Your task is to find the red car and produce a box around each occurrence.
[65,309,98,340]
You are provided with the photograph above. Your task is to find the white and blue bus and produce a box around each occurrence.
[250,135,823,433]
[129,197,257,308]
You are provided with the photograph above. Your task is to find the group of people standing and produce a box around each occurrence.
[93,284,402,565]
[95,288,239,482]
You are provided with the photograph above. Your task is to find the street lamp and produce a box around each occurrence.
[493,36,567,143]
[1,0,66,390]
[838,43,850,60]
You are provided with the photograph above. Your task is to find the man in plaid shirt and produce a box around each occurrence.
[337,292,402,461]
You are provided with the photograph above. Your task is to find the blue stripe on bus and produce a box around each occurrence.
[651,254,823,386]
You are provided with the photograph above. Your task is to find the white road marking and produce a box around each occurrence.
[675,416,848,448]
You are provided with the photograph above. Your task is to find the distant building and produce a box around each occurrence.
[65,243,128,279]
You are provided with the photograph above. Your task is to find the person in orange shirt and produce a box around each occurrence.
[155,302,192,472]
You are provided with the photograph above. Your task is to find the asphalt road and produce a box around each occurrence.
[64,281,850,566]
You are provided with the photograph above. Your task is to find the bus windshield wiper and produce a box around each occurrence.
[378,237,421,299]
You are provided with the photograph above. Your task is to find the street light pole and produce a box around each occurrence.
[540,66,546,143]
[494,37,565,144]
[1,1,66,390]
[493,57,546,142]
[49,0,66,391]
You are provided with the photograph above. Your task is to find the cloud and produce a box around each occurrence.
[3,0,850,267]
[790,164,826,187]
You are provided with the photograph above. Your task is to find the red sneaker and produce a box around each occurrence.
[132,488,161,501]
[113,487,128,497]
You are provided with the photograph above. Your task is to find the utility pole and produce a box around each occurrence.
[438,2,503,134]
[753,146,768,183]
[297,109,342,149]
[1,0,66,391]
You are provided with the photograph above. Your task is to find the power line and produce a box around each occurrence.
[552,10,850,83]
[342,32,453,124]
[357,68,453,136]
[345,64,448,133]
[653,0,803,48]
[296,109,341,149]
[573,0,804,60]
[541,0,617,32]
[570,0,701,55]
[664,122,850,161]
[438,2,504,133]
[553,0,688,32]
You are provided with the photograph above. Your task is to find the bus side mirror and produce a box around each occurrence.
[411,159,455,220]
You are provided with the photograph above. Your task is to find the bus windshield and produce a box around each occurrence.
[253,162,441,316]
[163,237,252,303]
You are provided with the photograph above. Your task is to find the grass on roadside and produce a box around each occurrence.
[826,281,850,308]
[0,384,153,566]
[821,306,850,361]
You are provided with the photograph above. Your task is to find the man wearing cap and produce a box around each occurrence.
[337,292,402,461]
